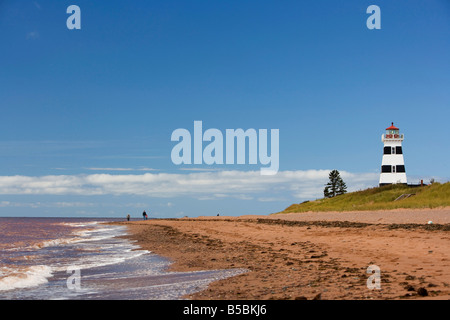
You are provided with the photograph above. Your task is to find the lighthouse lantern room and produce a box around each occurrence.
[379,123,407,186]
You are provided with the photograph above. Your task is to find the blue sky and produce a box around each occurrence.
[0,0,449,217]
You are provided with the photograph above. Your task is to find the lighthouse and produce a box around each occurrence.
[379,123,407,186]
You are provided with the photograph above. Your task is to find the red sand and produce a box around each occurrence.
[119,208,450,300]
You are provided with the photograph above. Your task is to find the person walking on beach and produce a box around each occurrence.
[142,210,147,220]
[127,214,130,222]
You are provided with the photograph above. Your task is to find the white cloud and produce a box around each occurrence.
[179,168,224,172]
[257,197,286,202]
[26,31,39,40]
[0,170,379,201]
[0,201,152,209]
[0,201,96,208]
[85,167,158,172]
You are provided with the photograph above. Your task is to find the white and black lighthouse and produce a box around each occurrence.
[379,123,407,186]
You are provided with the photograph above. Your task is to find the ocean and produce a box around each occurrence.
[0,217,245,300]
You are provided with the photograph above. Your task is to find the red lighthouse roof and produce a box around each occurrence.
[386,122,399,130]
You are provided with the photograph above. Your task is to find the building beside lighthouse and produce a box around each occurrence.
[379,123,407,186]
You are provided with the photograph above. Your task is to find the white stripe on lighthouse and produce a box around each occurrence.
[379,123,407,186]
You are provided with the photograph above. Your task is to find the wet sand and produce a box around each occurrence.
[118,208,450,300]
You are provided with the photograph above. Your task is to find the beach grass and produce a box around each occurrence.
[278,182,450,214]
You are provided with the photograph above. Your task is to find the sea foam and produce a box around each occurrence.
[0,265,53,291]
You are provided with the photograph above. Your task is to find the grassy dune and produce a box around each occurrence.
[278,182,450,214]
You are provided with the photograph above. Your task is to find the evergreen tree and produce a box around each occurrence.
[324,170,347,198]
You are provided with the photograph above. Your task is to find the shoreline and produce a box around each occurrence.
[116,208,450,300]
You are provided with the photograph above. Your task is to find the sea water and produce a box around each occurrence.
[0,217,245,300]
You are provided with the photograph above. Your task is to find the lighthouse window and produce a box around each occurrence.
[397,165,406,172]
[396,146,403,154]
[383,147,391,154]
[381,165,391,173]
[391,147,396,154]
[392,166,396,173]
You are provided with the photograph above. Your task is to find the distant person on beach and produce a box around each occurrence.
[142,211,147,220]
[127,214,130,221]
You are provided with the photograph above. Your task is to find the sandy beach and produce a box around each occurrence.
[118,208,450,300]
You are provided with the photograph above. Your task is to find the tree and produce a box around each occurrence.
[324,170,347,198]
